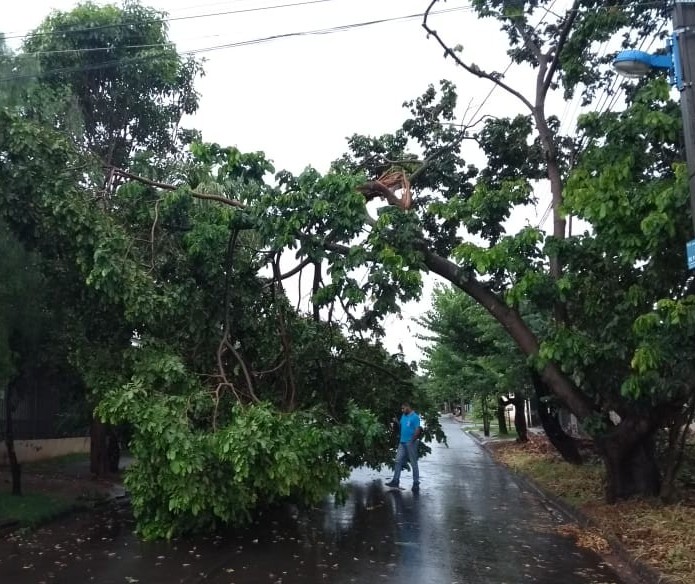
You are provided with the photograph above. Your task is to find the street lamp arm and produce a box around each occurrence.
[649,53,676,71]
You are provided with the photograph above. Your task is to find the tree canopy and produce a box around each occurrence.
[1,0,695,538]
[0,2,443,539]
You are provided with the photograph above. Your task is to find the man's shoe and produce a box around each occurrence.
[411,483,420,492]
[384,480,399,488]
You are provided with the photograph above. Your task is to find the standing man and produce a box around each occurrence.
[385,402,422,491]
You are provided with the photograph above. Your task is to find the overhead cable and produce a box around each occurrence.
[0,6,471,83]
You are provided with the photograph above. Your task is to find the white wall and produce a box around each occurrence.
[0,437,89,465]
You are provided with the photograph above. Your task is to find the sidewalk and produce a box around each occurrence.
[457,418,522,444]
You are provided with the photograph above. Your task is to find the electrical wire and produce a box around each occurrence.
[0,5,472,84]
[535,0,670,229]
[571,14,669,158]
[3,0,667,44]
[461,0,559,127]
[4,0,476,44]
[3,0,349,42]
[428,0,558,229]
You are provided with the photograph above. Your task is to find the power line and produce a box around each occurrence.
[165,0,279,17]
[21,42,173,58]
[588,4,635,122]
[442,0,559,231]
[4,0,341,41]
[571,14,669,160]
[549,8,627,223]
[461,0,559,127]
[4,0,667,44]
[536,3,670,230]
[1,0,254,35]
[589,7,670,123]
[0,6,473,84]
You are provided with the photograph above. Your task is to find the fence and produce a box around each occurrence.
[0,380,87,440]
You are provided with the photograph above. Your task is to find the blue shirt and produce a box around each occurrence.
[400,411,421,443]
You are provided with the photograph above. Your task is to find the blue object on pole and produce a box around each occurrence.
[672,32,685,90]
[613,43,679,87]
[687,239,695,270]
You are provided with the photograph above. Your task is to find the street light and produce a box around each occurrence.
[613,34,683,89]
[612,4,695,270]
[612,49,676,80]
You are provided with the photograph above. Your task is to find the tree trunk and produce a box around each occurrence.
[90,417,110,476]
[420,247,594,420]
[496,397,508,435]
[511,394,529,443]
[312,261,321,322]
[107,427,120,474]
[660,399,695,502]
[481,397,491,437]
[4,383,21,495]
[660,417,682,502]
[530,371,582,464]
[599,426,661,503]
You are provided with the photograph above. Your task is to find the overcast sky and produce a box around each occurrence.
[4,0,577,363]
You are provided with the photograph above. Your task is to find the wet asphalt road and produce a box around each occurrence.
[0,417,628,584]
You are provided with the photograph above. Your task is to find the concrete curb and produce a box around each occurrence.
[465,429,680,584]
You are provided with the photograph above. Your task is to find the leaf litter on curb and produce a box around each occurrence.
[488,434,695,584]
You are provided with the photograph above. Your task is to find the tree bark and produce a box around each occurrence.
[530,371,582,464]
[312,261,321,322]
[419,239,672,500]
[659,399,695,502]
[90,417,110,477]
[500,394,529,442]
[481,397,491,437]
[511,394,529,443]
[420,247,594,420]
[107,427,120,474]
[598,423,661,503]
[4,383,21,495]
[497,397,508,435]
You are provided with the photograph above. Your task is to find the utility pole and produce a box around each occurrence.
[673,1,695,236]
[614,4,695,267]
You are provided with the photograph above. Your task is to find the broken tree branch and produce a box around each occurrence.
[272,256,314,285]
[148,199,160,274]
[109,167,245,209]
[296,263,303,312]
[336,355,412,384]
[253,358,287,378]
[225,338,260,404]
[271,259,298,411]
[312,261,321,322]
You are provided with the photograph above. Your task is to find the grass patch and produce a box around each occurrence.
[585,500,695,582]
[487,435,695,583]
[0,492,75,526]
[466,422,517,440]
[494,447,603,506]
